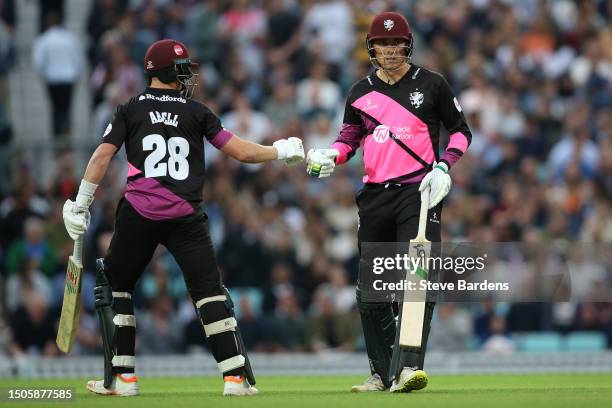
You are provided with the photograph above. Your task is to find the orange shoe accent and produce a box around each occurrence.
[117,374,139,383]
[224,375,244,384]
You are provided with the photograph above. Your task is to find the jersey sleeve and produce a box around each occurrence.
[200,106,233,150]
[436,76,472,169]
[331,91,363,165]
[101,104,128,148]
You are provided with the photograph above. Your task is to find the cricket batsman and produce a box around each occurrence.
[306,12,472,392]
[62,39,304,396]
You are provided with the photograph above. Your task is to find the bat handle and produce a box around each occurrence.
[416,186,430,240]
[73,235,84,265]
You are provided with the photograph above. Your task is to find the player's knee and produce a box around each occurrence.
[195,295,236,332]
[187,279,224,304]
[194,292,247,374]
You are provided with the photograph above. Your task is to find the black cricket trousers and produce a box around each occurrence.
[103,198,222,300]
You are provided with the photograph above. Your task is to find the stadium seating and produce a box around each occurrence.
[517,333,563,352]
[564,332,607,352]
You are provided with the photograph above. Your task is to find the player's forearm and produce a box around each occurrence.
[81,143,118,184]
[331,123,362,164]
[73,144,117,208]
[235,140,278,163]
[439,131,471,169]
[221,133,303,164]
[83,151,112,184]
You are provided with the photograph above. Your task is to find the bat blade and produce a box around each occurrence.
[399,238,430,348]
[56,240,84,353]
[398,187,431,349]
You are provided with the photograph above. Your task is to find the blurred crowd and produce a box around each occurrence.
[1,0,612,358]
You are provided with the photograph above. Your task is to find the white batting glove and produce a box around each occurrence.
[63,179,98,240]
[63,200,91,240]
[418,161,451,208]
[273,137,305,165]
[306,149,339,178]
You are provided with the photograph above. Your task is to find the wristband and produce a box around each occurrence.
[75,179,98,208]
[434,162,448,173]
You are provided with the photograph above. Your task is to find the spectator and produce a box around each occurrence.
[270,292,306,351]
[547,127,600,182]
[32,12,85,140]
[262,83,298,131]
[236,292,273,351]
[0,180,48,250]
[186,0,222,65]
[221,92,273,144]
[5,217,57,278]
[5,255,52,313]
[265,0,303,66]
[302,0,354,79]
[428,304,473,351]
[482,316,515,354]
[308,287,357,352]
[90,43,143,107]
[138,295,184,354]
[296,61,341,119]
[9,292,57,356]
[86,0,127,65]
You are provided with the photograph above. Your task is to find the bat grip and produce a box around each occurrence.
[73,235,84,265]
[416,186,430,240]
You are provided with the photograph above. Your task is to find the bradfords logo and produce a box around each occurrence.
[139,93,187,103]
[174,44,184,56]
[373,125,390,143]
[384,19,394,31]
[147,60,154,70]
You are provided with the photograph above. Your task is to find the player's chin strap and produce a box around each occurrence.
[194,286,256,385]
[94,259,136,389]
[366,37,413,75]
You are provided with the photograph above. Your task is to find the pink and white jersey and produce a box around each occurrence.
[331,65,472,184]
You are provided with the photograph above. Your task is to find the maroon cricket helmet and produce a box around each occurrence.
[367,12,412,42]
[366,12,414,61]
[143,39,196,73]
[143,39,199,97]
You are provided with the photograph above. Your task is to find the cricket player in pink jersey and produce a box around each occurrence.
[306,12,472,393]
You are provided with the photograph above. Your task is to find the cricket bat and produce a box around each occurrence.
[399,187,430,348]
[56,235,84,353]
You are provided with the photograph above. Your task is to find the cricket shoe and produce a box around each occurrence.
[389,367,428,393]
[223,376,258,396]
[86,374,139,396]
[351,373,386,392]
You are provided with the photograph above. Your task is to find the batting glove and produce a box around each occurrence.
[63,200,91,240]
[418,161,451,208]
[63,179,97,240]
[306,149,339,178]
[274,137,305,166]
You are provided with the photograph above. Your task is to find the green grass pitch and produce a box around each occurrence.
[1,374,612,408]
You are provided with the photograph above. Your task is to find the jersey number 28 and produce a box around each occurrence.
[143,134,189,180]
